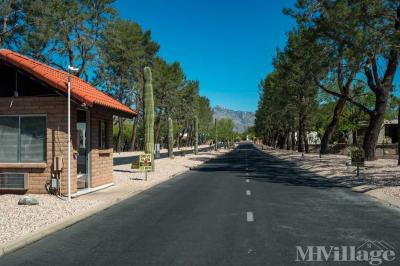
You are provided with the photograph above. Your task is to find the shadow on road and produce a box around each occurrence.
[193,143,398,190]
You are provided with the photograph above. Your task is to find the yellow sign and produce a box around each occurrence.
[139,153,152,171]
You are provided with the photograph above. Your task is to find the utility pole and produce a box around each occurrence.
[67,65,79,202]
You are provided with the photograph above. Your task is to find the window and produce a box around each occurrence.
[0,116,46,162]
[99,120,107,149]
[0,117,19,162]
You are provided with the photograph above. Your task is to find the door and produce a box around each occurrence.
[77,110,88,190]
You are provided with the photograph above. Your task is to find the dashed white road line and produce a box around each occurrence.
[246,212,254,222]
[245,150,254,223]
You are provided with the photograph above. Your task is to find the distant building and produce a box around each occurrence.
[356,120,398,144]
[294,131,321,145]
[307,131,321,145]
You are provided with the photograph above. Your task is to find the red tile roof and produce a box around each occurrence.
[0,49,137,117]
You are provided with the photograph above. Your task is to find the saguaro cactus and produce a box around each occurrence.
[214,118,217,151]
[194,116,199,155]
[168,117,174,159]
[144,67,155,171]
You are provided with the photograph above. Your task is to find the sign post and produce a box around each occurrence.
[139,153,152,181]
[351,149,365,177]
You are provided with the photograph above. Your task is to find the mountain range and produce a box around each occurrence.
[212,105,255,133]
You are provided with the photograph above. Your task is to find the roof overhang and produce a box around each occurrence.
[0,49,138,118]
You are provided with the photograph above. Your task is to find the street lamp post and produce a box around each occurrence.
[67,66,79,202]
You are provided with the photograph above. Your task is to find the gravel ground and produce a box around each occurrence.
[0,195,102,245]
[261,146,400,201]
[113,150,225,184]
[113,144,210,158]
[0,148,228,247]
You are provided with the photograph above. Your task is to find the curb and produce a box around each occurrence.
[351,185,378,193]
[0,151,224,257]
[364,189,400,210]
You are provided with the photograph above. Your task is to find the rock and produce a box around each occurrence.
[18,196,39,206]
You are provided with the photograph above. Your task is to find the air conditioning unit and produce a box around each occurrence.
[0,173,28,190]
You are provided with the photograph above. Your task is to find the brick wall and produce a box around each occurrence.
[0,96,78,194]
[89,109,114,188]
[0,97,115,194]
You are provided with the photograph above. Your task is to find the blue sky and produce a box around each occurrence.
[115,0,296,112]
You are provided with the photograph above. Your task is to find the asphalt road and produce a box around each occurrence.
[2,143,400,265]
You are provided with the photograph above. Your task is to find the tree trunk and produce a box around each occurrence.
[177,128,184,149]
[155,116,162,144]
[272,132,278,148]
[185,124,191,147]
[298,112,305,152]
[363,92,387,160]
[128,118,138,151]
[320,97,346,154]
[291,124,296,150]
[188,125,194,147]
[286,129,291,150]
[116,118,124,152]
[128,94,141,151]
[284,131,289,149]
[362,31,398,160]
[276,132,281,148]
[279,131,286,149]
[398,105,400,165]
[303,130,309,153]
[194,117,198,154]
[297,130,303,152]
[168,117,174,159]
